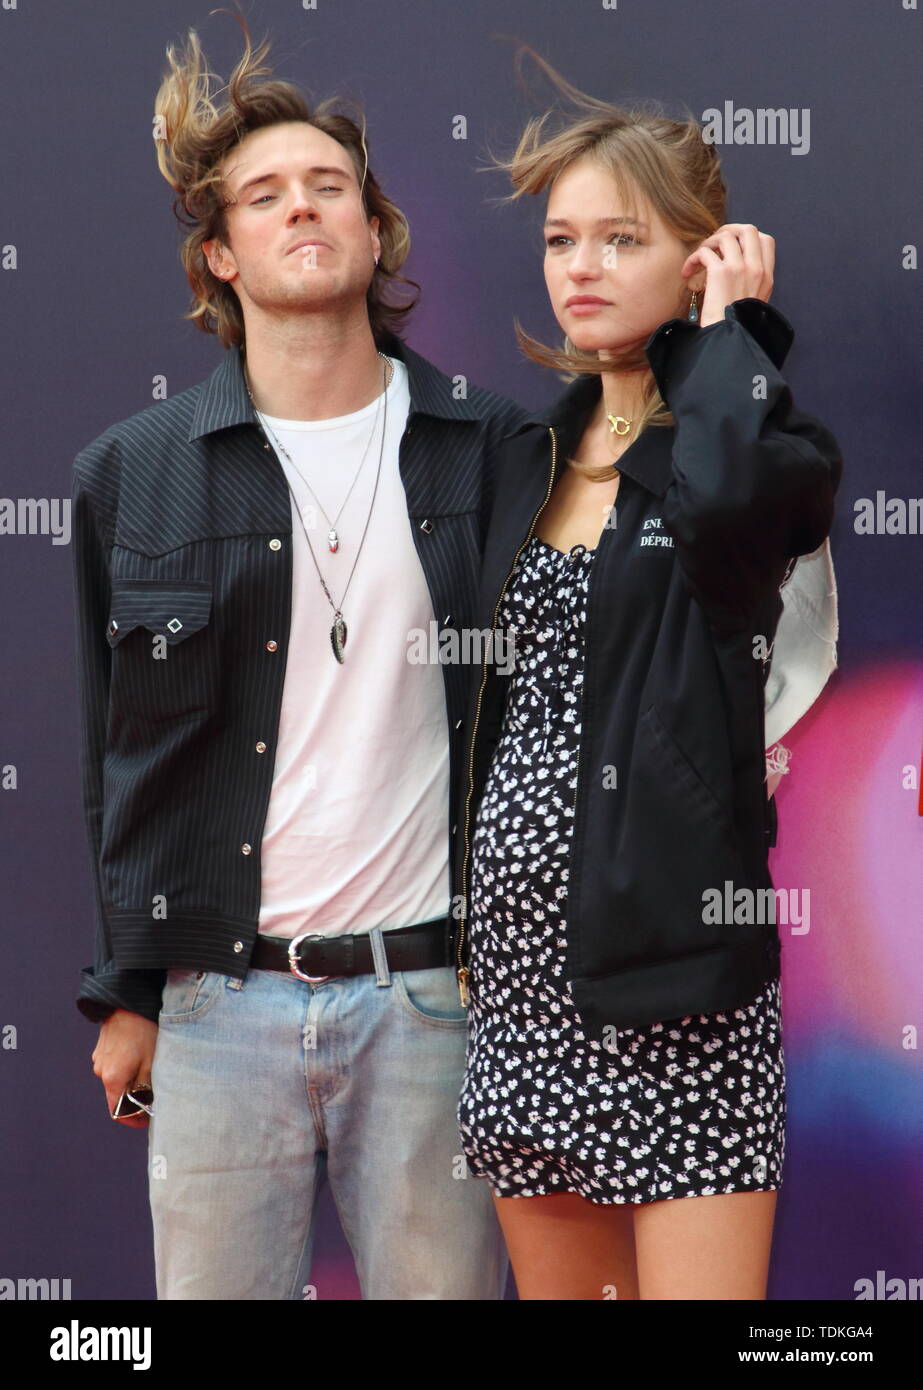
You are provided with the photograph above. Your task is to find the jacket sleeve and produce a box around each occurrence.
[71,461,166,1025]
[646,297,843,632]
[479,397,540,545]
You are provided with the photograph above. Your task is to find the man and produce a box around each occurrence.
[72,23,532,1299]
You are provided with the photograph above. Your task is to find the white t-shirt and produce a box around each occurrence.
[256,357,451,938]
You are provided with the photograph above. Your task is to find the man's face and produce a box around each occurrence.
[202,121,381,323]
[543,155,701,355]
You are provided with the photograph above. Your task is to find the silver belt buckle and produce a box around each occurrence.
[287,932,331,984]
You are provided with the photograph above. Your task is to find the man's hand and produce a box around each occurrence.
[92,1009,159,1129]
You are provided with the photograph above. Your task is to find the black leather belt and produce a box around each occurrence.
[249,917,452,983]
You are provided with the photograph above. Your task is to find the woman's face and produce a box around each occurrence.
[543,156,699,356]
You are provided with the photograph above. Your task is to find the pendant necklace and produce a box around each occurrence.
[270,375,384,554]
[606,411,633,436]
[245,352,392,663]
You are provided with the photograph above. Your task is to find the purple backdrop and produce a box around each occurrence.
[1,0,920,1302]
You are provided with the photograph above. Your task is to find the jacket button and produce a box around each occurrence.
[241,843,252,855]
[419,519,433,534]
[233,941,244,953]
[268,538,282,550]
[255,741,267,753]
[266,640,278,652]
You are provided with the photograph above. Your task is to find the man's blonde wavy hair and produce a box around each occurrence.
[153,9,419,349]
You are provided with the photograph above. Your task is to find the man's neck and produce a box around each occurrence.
[240,311,388,422]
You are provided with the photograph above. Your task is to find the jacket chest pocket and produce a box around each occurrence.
[106,579,218,725]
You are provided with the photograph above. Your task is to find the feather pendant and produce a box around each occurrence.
[330,614,347,663]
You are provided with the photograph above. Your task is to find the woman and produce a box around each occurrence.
[453,60,843,1300]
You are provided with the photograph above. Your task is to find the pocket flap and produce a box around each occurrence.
[106,580,212,647]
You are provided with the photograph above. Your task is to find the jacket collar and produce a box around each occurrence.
[188,329,488,442]
[509,369,676,499]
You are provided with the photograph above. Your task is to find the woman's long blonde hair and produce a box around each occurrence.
[489,45,728,479]
[152,8,419,349]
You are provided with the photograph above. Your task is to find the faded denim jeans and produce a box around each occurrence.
[148,929,508,1300]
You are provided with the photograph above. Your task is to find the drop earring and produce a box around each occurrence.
[687,289,700,324]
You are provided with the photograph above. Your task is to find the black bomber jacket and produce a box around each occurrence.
[450,299,843,1040]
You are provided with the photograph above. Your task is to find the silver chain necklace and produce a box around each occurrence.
[245,352,392,663]
[260,363,386,554]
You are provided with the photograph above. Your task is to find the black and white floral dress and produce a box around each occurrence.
[457,535,786,1204]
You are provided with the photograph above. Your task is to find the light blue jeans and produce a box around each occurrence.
[148,929,508,1300]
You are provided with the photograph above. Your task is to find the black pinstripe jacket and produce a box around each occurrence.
[71,331,534,1024]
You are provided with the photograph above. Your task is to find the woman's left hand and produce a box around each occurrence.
[681,223,775,329]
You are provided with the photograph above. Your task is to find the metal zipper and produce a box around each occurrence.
[455,425,558,1005]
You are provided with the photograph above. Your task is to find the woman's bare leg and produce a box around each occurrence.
[492,1190,639,1301]
[633,1190,778,1300]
